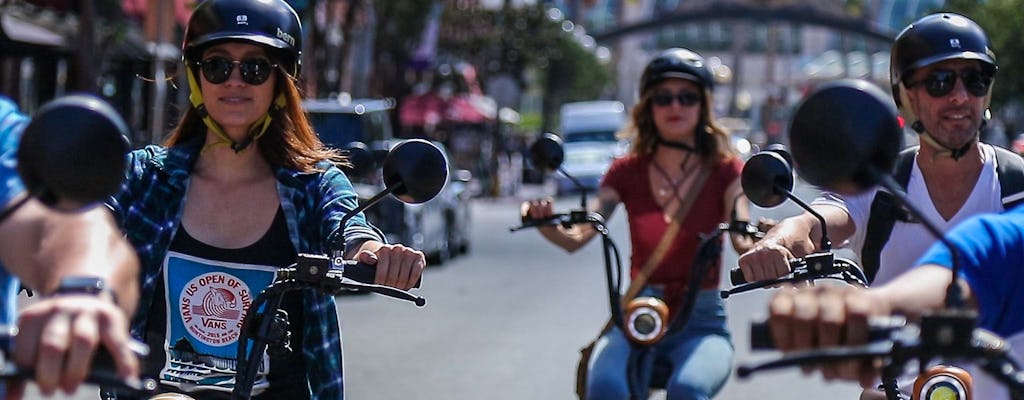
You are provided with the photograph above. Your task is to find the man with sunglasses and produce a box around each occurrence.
[738,12,1024,399]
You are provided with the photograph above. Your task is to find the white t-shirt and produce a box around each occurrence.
[817,143,1012,398]
[812,143,1003,286]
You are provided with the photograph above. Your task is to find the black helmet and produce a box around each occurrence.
[890,13,996,106]
[183,0,303,76]
[640,48,714,94]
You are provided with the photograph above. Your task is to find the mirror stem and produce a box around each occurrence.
[558,166,588,210]
[872,171,965,309]
[780,185,831,252]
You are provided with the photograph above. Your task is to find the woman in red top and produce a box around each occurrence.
[523,48,759,399]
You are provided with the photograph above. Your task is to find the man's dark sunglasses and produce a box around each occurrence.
[196,56,278,85]
[908,69,993,98]
[650,91,702,107]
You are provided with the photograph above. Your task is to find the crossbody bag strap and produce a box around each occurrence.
[622,166,712,305]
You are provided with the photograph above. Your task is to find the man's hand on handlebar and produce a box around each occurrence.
[13,295,139,398]
[768,284,891,388]
[355,242,425,291]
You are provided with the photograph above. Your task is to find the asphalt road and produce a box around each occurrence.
[340,183,864,400]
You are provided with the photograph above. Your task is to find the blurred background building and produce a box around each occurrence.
[3,0,1021,196]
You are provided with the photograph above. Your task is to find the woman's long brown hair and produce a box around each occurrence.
[164,66,346,172]
[617,85,735,165]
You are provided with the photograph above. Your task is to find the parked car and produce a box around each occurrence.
[347,140,473,265]
[304,95,395,146]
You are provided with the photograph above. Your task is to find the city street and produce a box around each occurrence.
[23,182,865,399]
[340,182,864,400]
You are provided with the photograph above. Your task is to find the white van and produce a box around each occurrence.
[554,101,629,195]
[559,100,628,143]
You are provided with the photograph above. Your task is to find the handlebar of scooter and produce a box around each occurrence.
[509,210,599,232]
[722,253,868,298]
[747,316,907,350]
[0,325,156,396]
[738,310,1024,396]
[279,254,425,306]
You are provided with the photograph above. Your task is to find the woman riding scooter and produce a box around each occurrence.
[522,48,761,400]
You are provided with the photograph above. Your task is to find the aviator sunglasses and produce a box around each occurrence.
[650,91,702,107]
[195,56,278,85]
[907,68,993,98]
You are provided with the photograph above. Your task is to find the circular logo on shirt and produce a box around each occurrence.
[178,272,253,346]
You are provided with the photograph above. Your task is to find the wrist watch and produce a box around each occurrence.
[52,276,118,305]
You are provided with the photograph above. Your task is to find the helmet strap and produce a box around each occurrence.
[186,67,284,154]
[917,126,976,161]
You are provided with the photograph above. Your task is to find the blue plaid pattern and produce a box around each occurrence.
[107,137,384,399]
[0,97,28,328]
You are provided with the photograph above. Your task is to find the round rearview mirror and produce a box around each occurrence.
[17,94,130,211]
[529,133,565,172]
[342,141,375,178]
[789,79,903,194]
[382,139,448,204]
[741,149,794,208]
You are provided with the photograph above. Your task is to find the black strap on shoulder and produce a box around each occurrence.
[993,146,1024,209]
[862,145,1024,284]
[861,146,918,284]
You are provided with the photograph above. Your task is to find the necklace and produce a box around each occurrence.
[651,152,693,199]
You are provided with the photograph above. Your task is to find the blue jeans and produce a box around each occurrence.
[585,290,733,400]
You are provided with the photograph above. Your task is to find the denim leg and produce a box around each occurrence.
[661,291,734,400]
[585,327,631,400]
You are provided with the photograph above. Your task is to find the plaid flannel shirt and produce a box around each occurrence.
[107,137,383,399]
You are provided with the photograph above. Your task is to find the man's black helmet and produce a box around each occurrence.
[640,48,714,94]
[183,0,303,76]
[890,13,996,106]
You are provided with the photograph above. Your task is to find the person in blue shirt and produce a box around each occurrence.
[764,205,1024,397]
[0,95,140,399]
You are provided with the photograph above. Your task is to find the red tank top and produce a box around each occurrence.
[601,153,742,313]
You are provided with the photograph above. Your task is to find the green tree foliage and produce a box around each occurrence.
[372,1,434,97]
[438,5,612,131]
[942,0,1024,114]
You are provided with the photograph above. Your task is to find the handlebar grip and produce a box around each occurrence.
[750,322,776,350]
[345,262,422,288]
[750,318,905,351]
[730,268,747,286]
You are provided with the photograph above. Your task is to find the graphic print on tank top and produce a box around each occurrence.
[161,252,277,393]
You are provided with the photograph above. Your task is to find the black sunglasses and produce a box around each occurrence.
[907,68,993,98]
[196,56,278,85]
[650,91,702,107]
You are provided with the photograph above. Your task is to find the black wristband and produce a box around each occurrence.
[51,276,118,306]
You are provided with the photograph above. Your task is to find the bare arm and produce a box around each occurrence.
[523,186,621,253]
[0,198,138,314]
[0,197,140,396]
[724,178,756,254]
[737,203,856,282]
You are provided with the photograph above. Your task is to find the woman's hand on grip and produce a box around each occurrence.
[358,244,425,290]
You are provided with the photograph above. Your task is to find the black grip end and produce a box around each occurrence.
[730,268,748,286]
[750,321,776,350]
